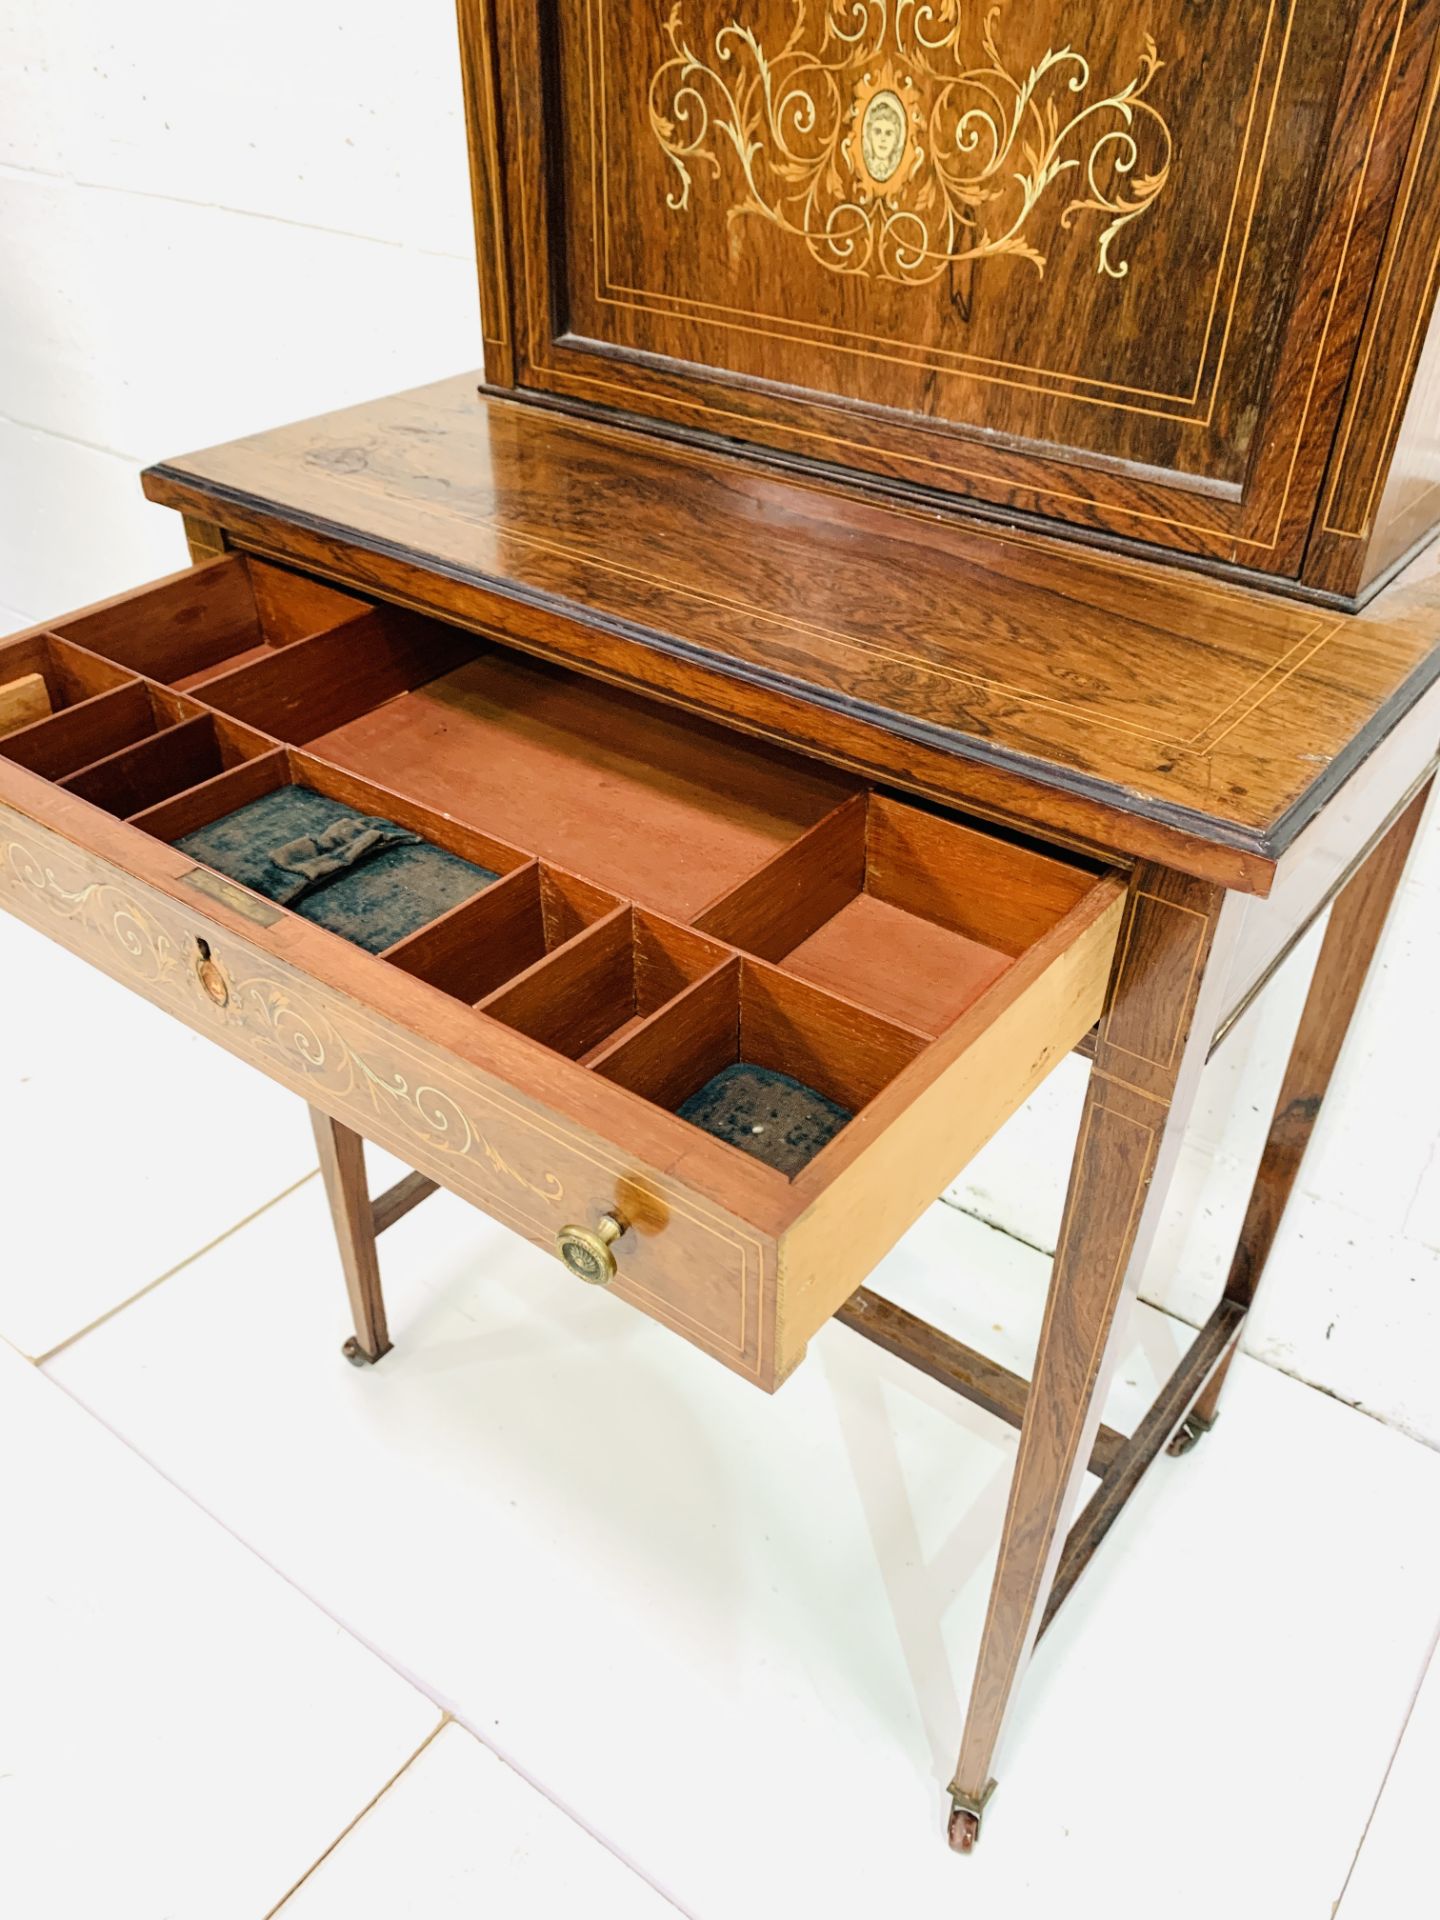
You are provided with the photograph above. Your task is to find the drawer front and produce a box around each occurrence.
[0,805,771,1382]
[487,0,1435,572]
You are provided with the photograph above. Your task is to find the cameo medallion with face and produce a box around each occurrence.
[861,90,907,184]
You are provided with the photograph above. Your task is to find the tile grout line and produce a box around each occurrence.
[0,405,144,467]
[435,1701,698,1920]
[33,1169,320,1365]
[1402,1137,1440,1248]
[263,1695,697,1918]
[939,1192,1056,1260]
[944,1179,1438,1287]
[32,1365,488,1897]
[1330,1614,1440,1916]
[36,1382,701,1920]
[261,1713,452,1918]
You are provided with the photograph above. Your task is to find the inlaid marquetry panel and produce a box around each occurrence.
[477,0,1440,570]
[644,3,1175,296]
[610,0,1222,430]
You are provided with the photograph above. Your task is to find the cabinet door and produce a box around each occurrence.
[482,0,1436,573]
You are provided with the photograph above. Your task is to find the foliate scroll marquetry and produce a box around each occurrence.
[0,816,766,1382]
[0,831,568,1211]
[647,0,1174,286]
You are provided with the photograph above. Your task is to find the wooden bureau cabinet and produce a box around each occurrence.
[468,0,1440,598]
[7,0,1440,1858]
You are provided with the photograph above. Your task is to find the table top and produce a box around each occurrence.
[143,374,1440,892]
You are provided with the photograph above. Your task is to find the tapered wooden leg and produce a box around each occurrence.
[181,513,227,564]
[1172,780,1433,1450]
[947,865,1240,1850]
[310,1105,392,1365]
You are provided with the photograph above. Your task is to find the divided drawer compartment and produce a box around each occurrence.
[0,633,134,740]
[45,554,372,690]
[480,908,730,1063]
[0,558,1124,1389]
[595,959,924,1177]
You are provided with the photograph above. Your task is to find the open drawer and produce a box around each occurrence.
[0,556,1124,1388]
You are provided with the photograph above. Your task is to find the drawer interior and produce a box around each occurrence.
[593,958,926,1177]
[2,557,1104,1182]
[0,633,137,746]
[44,556,372,690]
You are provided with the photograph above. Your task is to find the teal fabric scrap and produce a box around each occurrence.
[676,1062,851,1177]
[175,784,497,954]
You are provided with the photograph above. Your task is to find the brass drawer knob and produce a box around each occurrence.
[556,1213,626,1285]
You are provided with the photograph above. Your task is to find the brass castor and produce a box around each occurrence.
[1167,1408,1219,1456]
[947,1779,995,1853]
[341,1336,377,1367]
[947,1805,980,1853]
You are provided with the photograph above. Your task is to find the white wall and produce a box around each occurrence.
[4,5,1437,1444]
[0,1,481,625]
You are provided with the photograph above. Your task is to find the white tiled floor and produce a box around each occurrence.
[1,921,318,1359]
[276,1722,680,1918]
[3,838,1438,1916]
[0,1340,441,1920]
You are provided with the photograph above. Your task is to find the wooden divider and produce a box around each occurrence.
[482,906,731,1061]
[0,632,137,722]
[1,681,158,779]
[51,555,373,689]
[128,749,293,840]
[593,953,926,1172]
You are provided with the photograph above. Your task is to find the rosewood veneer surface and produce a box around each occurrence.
[143,377,1440,890]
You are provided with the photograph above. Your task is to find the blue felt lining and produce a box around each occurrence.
[676,1062,852,1177]
[175,784,498,954]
